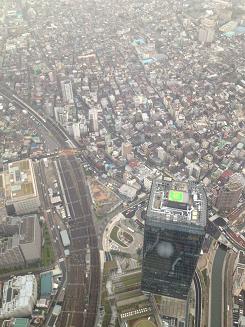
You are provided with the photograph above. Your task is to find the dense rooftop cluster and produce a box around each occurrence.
[1,0,244,203]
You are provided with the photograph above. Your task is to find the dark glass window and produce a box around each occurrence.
[141,224,204,299]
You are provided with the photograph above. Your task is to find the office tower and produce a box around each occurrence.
[89,109,99,132]
[215,173,244,212]
[121,142,133,158]
[3,159,40,215]
[61,80,74,104]
[198,18,215,43]
[141,178,207,299]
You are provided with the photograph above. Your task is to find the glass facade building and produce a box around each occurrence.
[141,179,207,300]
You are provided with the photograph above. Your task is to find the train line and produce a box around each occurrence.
[0,85,100,327]
[0,86,77,149]
[55,157,100,327]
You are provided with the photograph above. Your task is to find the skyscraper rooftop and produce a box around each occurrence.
[142,178,207,300]
[147,178,207,228]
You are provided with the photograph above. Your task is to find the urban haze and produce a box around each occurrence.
[0,0,244,327]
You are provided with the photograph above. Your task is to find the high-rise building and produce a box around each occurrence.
[215,173,244,212]
[61,80,73,104]
[89,109,99,132]
[0,215,41,270]
[141,178,207,299]
[198,18,216,43]
[72,122,81,141]
[3,159,40,215]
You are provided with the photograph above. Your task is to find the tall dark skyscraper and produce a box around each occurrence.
[141,178,207,300]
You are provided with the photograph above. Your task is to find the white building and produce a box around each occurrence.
[198,18,216,43]
[144,176,155,191]
[61,80,74,104]
[89,109,99,132]
[119,184,137,201]
[157,147,166,161]
[0,275,37,319]
[3,159,40,215]
[54,106,65,124]
[72,122,81,141]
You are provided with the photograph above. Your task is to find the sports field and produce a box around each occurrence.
[168,190,184,202]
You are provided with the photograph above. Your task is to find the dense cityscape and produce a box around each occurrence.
[0,0,244,326]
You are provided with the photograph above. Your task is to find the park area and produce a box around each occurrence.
[110,225,135,248]
[110,226,127,247]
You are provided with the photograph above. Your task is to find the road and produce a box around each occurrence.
[193,271,201,327]
[223,251,236,327]
[210,246,227,327]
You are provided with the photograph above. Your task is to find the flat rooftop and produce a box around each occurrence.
[4,159,37,201]
[0,275,36,317]
[147,179,207,227]
[20,216,35,244]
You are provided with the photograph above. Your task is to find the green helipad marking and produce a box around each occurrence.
[168,190,184,202]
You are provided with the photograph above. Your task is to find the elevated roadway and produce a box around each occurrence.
[209,246,227,327]
[194,271,202,327]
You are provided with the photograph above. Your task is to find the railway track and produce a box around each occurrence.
[0,87,100,327]
[56,157,100,327]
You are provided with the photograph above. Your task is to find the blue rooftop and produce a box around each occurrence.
[40,271,52,297]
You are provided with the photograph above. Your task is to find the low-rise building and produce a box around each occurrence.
[40,271,53,299]
[0,275,37,319]
[119,184,137,201]
[2,318,30,327]
[233,252,245,297]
